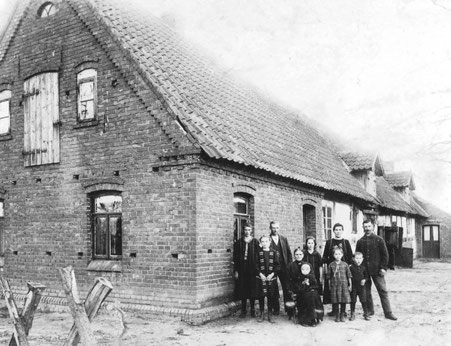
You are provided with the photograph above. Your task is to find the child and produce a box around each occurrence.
[303,236,323,295]
[327,246,352,322]
[349,252,370,321]
[255,235,280,323]
[297,263,324,326]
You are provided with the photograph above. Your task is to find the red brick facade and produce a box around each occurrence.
[0,0,325,311]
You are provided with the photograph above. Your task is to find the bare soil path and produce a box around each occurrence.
[1,260,450,345]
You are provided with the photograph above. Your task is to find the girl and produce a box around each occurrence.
[303,236,323,295]
[255,235,280,323]
[327,246,352,322]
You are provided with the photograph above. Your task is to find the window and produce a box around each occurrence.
[322,204,332,240]
[0,200,4,255]
[92,193,122,260]
[23,72,60,166]
[38,2,56,17]
[233,193,253,242]
[77,69,97,121]
[0,90,11,135]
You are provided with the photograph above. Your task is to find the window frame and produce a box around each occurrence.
[0,90,11,136]
[77,69,97,122]
[37,2,56,18]
[91,192,123,260]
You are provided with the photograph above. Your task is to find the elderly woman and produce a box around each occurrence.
[288,248,324,326]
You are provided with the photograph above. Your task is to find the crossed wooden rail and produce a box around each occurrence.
[0,266,113,346]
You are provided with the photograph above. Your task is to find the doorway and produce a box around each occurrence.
[422,225,440,258]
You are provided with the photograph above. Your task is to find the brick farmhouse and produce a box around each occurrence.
[0,0,448,321]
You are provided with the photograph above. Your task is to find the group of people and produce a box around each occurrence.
[233,219,398,326]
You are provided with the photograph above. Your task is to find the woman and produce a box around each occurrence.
[321,223,353,316]
[288,248,324,326]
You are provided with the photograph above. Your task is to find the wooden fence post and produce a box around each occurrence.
[9,282,46,346]
[0,277,30,346]
[59,266,97,346]
[64,277,113,346]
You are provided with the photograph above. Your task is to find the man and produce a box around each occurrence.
[356,219,398,321]
[233,224,260,318]
[268,221,292,315]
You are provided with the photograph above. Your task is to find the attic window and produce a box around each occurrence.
[38,2,56,18]
[77,69,97,121]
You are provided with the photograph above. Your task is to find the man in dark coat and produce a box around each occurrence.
[233,224,260,318]
[269,221,292,315]
[356,219,397,321]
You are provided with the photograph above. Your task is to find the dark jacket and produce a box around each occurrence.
[321,238,353,265]
[355,233,389,276]
[233,237,260,298]
[349,262,369,284]
[269,234,292,269]
[287,261,314,295]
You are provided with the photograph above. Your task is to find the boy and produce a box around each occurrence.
[256,235,280,323]
[349,251,370,321]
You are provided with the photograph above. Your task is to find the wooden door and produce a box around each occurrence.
[23,72,60,166]
[423,225,440,258]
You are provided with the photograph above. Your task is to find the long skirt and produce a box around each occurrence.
[297,290,324,324]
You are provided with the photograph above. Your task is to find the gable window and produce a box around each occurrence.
[0,90,11,135]
[77,69,97,121]
[92,193,122,260]
[38,2,56,18]
[23,72,60,166]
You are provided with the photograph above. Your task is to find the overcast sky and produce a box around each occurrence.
[1,0,451,212]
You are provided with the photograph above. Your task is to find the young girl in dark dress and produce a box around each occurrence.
[327,246,352,322]
[303,236,323,295]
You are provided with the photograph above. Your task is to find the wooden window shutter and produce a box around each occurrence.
[23,72,60,166]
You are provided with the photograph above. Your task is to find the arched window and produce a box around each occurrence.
[0,90,11,135]
[233,193,254,242]
[91,193,122,260]
[38,2,56,18]
[77,69,97,121]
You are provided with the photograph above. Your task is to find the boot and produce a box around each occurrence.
[349,311,355,321]
[257,309,264,322]
[268,310,275,323]
[334,311,340,323]
[340,312,345,322]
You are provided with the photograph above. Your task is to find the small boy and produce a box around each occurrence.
[349,252,370,321]
[256,235,280,323]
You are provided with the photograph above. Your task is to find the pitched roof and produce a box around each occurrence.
[375,176,412,214]
[339,151,384,176]
[0,0,375,201]
[385,171,415,190]
[375,177,428,217]
[413,193,450,222]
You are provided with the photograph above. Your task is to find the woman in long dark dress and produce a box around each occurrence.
[288,248,324,326]
[322,223,353,315]
[303,236,323,295]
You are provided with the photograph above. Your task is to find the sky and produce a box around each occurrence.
[1,0,451,212]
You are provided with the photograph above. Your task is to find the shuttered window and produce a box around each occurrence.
[77,69,97,121]
[23,72,60,166]
[0,90,11,135]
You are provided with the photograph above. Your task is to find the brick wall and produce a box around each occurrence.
[0,0,202,308]
[193,162,322,308]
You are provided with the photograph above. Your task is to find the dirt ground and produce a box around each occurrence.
[1,260,450,346]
